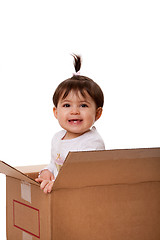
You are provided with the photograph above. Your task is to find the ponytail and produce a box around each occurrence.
[72,54,81,74]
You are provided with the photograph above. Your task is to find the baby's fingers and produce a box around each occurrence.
[43,181,54,194]
[35,177,43,183]
[47,181,54,193]
[40,180,50,191]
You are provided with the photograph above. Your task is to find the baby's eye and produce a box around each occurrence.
[63,104,70,107]
[80,104,88,108]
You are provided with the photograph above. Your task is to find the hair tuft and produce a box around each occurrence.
[72,54,81,73]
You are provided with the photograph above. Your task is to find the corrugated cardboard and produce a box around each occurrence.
[0,148,160,240]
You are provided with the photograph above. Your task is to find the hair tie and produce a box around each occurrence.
[73,71,80,76]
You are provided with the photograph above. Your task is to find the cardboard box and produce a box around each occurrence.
[0,148,160,240]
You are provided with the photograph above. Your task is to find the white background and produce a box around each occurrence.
[0,0,160,238]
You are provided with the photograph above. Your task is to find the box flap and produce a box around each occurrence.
[0,161,39,186]
[53,148,160,190]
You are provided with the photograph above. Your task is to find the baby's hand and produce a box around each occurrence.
[35,169,55,193]
[36,169,54,181]
[35,178,54,194]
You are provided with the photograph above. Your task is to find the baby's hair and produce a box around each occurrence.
[53,54,104,109]
[72,54,81,73]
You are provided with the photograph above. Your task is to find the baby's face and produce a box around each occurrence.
[53,90,102,139]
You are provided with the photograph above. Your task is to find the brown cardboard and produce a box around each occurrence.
[16,164,47,182]
[0,147,160,240]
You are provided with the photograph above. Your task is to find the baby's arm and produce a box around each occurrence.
[35,169,55,193]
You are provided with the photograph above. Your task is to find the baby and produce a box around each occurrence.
[35,54,105,193]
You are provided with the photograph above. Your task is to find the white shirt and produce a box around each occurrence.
[46,126,105,178]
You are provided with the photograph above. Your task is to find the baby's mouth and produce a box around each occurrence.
[68,119,83,124]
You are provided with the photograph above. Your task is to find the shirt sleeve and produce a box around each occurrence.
[45,161,58,178]
[40,133,60,178]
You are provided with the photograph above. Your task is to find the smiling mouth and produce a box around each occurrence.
[68,119,83,123]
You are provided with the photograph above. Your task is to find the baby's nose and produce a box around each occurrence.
[71,106,80,114]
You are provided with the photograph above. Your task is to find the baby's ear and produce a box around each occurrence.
[95,107,103,121]
[53,107,58,119]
